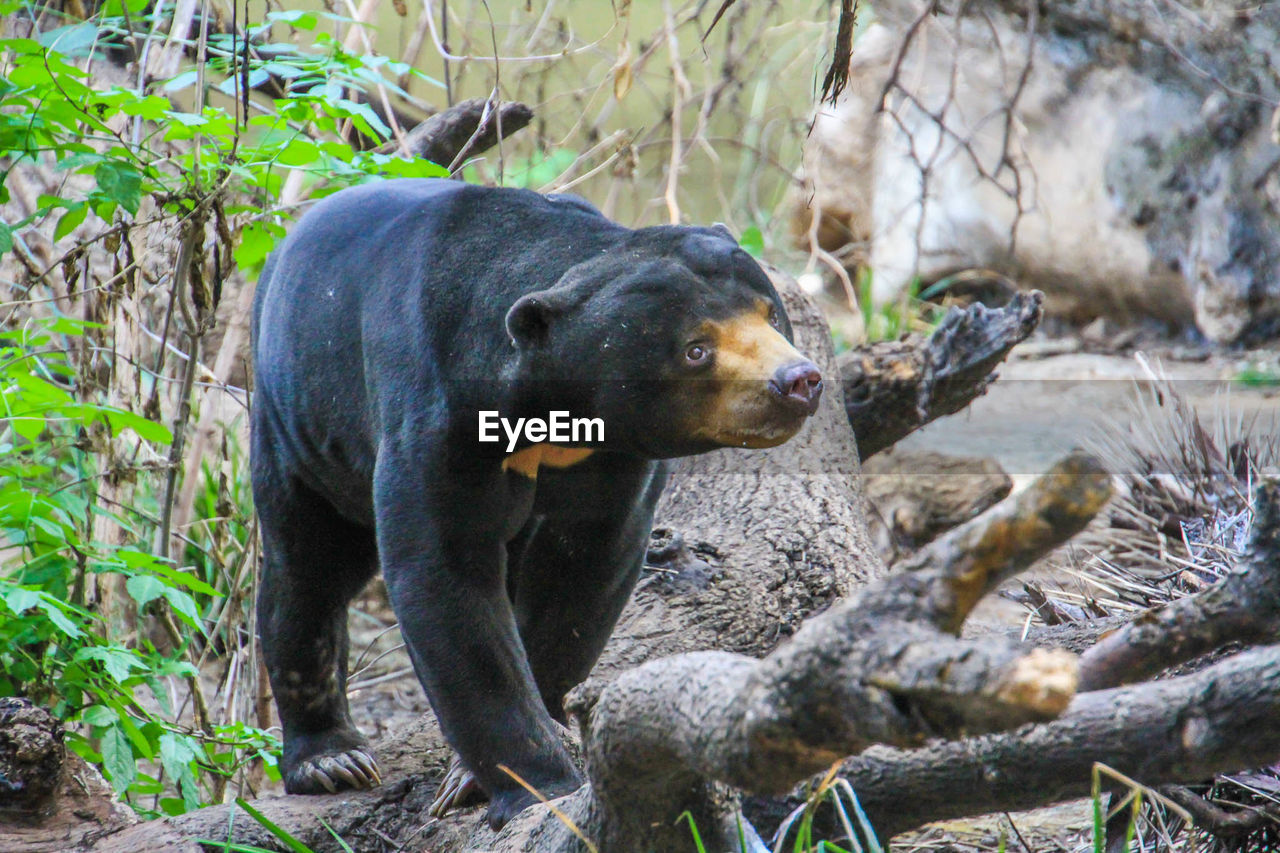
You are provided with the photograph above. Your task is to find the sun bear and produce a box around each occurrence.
[250,178,823,829]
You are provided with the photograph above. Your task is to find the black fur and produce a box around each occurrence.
[251,178,806,828]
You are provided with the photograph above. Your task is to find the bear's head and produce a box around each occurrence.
[505,226,823,458]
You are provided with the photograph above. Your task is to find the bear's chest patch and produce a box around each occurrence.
[502,445,596,479]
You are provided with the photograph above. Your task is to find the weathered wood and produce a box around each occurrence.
[508,451,1108,852]
[809,643,1280,842]
[841,290,1043,459]
[862,450,1012,559]
[746,472,1280,846]
[376,98,534,169]
[0,699,137,853]
[0,699,63,817]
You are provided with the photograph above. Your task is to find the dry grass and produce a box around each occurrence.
[1020,358,1280,853]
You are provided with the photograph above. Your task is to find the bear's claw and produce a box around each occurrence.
[429,754,486,817]
[292,748,381,794]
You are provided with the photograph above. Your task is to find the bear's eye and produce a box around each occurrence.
[685,344,710,366]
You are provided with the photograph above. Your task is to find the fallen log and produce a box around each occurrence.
[0,699,136,853]
[502,451,1110,852]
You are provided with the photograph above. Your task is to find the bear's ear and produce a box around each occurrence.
[506,291,562,347]
[710,222,736,242]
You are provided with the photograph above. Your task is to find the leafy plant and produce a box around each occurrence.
[856,269,941,343]
[0,0,448,817]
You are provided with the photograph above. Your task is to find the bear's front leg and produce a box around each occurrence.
[373,451,582,830]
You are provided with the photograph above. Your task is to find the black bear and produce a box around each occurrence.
[250,178,823,829]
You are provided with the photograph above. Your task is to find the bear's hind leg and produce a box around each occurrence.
[256,477,381,795]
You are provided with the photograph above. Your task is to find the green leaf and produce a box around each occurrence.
[153,658,199,679]
[275,138,320,167]
[0,36,41,54]
[76,645,144,683]
[54,204,88,241]
[236,797,316,853]
[162,587,204,633]
[93,198,118,222]
[164,109,208,128]
[162,69,199,92]
[101,724,136,795]
[116,711,154,759]
[268,9,318,29]
[233,221,284,274]
[113,550,220,594]
[37,596,83,637]
[216,68,270,97]
[262,61,308,80]
[93,161,142,215]
[0,222,12,256]
[374,156,449,179]
[100,0,149,15]
[55,151,105,173]
[334,98,390,140]
[44,315,102,335]
[4,587,41,614]
[119,95,170,120]
[36,22,100,54]
[159,732,202,811]
[80,705,117,727]
[125,574,165,608]
[739,226,764,258]
[321,818,357,853]
[145,676,173,717]
[99,406,173,443]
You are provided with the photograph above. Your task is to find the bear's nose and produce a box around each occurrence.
[769,360,823,414]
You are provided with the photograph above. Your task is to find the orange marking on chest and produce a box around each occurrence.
[502,445,596,479]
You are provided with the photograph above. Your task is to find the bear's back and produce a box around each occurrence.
[250,179,627,499]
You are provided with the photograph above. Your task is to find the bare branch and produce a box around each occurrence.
[842,289,1043,458]
[373,98,534,169]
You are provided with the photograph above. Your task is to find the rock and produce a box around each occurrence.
[797,1,1280,344]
